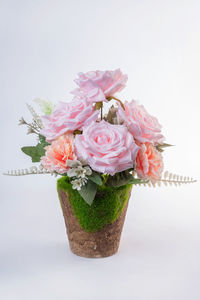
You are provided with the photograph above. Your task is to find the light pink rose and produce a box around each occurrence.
[40,97,99,142]
[136,143,164,183]
[71,68,128,103]
[74,120,139,175]
[118,100,165,145]
[41,133,77,174]
[72,86,106,103]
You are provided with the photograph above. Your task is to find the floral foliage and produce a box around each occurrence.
[9,68,178,205]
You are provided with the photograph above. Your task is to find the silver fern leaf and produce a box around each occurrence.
[139,171,197,187]
[26,103,43,129]
[3,165,58,177]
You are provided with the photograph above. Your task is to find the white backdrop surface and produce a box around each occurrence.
[0,1,200,299]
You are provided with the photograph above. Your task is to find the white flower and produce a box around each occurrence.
[76,166,86,178]
[84,166,92,176]
[67,165,92,178]
[66,159,92,189]
[67,159,88,168]
[67,158,92,178]
[66,159,82,168]
[67,166,84,178]
[71,178,87,190]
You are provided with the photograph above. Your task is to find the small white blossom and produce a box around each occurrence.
[71,178,87,190]
[84,166,92,176]
[66,159,82,168]
[67,168,79,178]
[76,166,87,178]
[66,159,92,189]
[67,165,92,178]
[79,159,89,166]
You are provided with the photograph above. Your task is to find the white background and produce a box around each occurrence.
[0,1,200,299]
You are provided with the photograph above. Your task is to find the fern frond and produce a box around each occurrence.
[138,171,197,187]
[26,103,43,129]
[3,165,58,177]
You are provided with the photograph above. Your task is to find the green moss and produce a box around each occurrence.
[57,176,133,233]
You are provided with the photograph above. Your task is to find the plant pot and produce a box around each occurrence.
[57,177,133,258]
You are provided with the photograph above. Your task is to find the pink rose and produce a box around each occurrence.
[71,68,128,103]
[118,100,165,145]
[72,86,106,104]
[136,143,164,183]
[40,97,99,142]
[74,120,139,175]
[41,133,76,174]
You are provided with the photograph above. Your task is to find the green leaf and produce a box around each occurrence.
[128,178,149,185]
[106,171,132,187]
[21,143,46,162]
[78,180,97,206]
[156,143,174,152]
[39,135,50,147]
[160,143,174,147]
[88,172,103,185]
[106,170,147,187]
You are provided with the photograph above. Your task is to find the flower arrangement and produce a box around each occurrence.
[5,69,196,203]
[4,69,196,257]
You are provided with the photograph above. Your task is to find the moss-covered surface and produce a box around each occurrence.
[57,176,133,233]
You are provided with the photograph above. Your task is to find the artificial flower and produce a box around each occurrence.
[74,120,139,176]
[71,68,128,103]
[67,165,92,178]
[71,178,88,190]
[118,100,165,145]
[136,143,164,182]
[40,97,99,141]
[41,133,76,174]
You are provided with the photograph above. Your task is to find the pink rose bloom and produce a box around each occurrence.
[136,143,164,183]
[118,100,165,145]
[40,97,99,142]
[71,68,128,103]
[41,133,77,174]
[75,120,139,176]
[72,86,106,104]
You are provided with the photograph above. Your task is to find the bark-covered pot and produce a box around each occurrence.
[57,177,133,258]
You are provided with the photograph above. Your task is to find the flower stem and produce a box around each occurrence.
[21,119,40,134]
[107,96,125,110]
[95,102,103,120]
[101,104,103,120]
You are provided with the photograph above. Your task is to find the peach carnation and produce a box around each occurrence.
[136,143,163,182]
[41,133,76,174]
